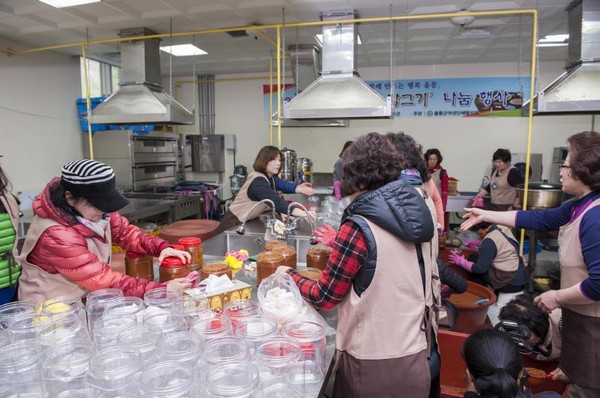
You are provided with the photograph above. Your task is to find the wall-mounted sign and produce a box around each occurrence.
[264,77,531,119]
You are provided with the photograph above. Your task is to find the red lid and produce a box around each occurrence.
[171,244,185,251]
[125,251,146,258]
[161,257,187,268]
[178,237,202,247]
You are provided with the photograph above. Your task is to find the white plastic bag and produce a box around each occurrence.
[257,272,304,325]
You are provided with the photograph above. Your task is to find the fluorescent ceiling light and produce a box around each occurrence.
[316,33,362,45]
[38,0,100,7]
[160,44,207,56]
[537,34,569,47]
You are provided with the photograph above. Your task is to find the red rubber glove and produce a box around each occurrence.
[333,180,342,200]
[448,252,473,272]
[472,197,484,208]
[314,224,337,247]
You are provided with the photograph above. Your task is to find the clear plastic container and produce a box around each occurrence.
[201,336,250,367]
[124,251,154,281]
[262,380,303,398]
[144,311,189,336]
[222,299,261,332]
[235,317,278,353]
[155,331,202,367]
[256,252,284,286]
[200,262,232,282]
[172,295,211,323]
[85,288,124,334]
[282,320,326,375]
[306,247,332,271]
[272,245,297,269]
[35,312,89,348]
[41,338,95,396]
[0,301,36,328]
[255,336,301,382]
[160,256,192,283]
[140,360,194,398]
[264,240,288,252]
[205,362,262,398]
[41,296,87,328]
[0,340,45,394]
[285,360,324,397]
[191,313,233,342]
[92,314,137,351]
[104,296,146,323]
[144,287,178,310]
[86,346,143,395]
[5,311,44,342]
[179,237,204,272]
[117,323,162,365]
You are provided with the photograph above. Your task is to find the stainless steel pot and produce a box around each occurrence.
[517,182,563,209]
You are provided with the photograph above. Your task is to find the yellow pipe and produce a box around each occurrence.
[5,10,538,56]
[519,10,539,253]
[269,57,274,146]
[276,27,282,149]
[80,44,94,160]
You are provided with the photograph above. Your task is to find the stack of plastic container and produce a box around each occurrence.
[0,285,328,397]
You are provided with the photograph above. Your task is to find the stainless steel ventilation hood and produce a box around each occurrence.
[523,0,600,115]
[283,11,393,120]
[91,28,193,125]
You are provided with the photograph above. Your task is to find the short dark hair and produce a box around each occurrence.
[341,132,404,196]
[339,141,354,158]
[493,148,512,163]
[253,146,282,174]
[386,132,430,182]
[424,148,443,164]
[499,293,550,341]
[462,329,522,398]
[567,131,600,191]
[469,221,492,233]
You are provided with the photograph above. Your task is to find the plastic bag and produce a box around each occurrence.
[257,272,304,325]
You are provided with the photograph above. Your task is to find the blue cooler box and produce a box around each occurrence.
[76,97,109,133]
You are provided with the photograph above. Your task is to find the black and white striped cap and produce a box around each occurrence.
[60,159,128,213]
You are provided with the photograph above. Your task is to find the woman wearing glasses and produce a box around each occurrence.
[473,148,524,211]
[461,131,600,398]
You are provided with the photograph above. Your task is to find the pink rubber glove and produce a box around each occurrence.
[448,252,473,272]
[314,224,337,247]
[471,197,484,208]
[333,180,342,200]
[186,271,199,288]
[464,240,480,250]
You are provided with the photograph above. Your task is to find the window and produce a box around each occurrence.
[80,57,120,98]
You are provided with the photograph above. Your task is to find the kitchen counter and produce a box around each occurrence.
[446,193,476,213]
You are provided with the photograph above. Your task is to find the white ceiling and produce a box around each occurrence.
[0,0,572,77]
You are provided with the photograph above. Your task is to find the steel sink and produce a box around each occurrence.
[202,231,314,262]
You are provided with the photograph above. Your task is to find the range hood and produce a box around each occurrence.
[523,0,600,115]
[91,28,193,125]
[283,10,393,120]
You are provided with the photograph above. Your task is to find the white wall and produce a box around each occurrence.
[0,38,82,196]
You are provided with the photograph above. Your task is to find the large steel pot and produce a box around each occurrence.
[517,182,563,209]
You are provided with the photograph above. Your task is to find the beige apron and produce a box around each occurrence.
[557,198,600,389]
[490,166,518,208]
[18,216,112,307]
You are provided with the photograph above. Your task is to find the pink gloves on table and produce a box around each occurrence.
[463,240,481,250]
[448,252,473,272]
[333,180,342,200]
[314,224,337,248]
[471,197,484,208]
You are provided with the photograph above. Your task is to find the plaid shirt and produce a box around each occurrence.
[287,220,367,311]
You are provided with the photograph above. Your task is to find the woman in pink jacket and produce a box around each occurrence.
[17,159,192,306]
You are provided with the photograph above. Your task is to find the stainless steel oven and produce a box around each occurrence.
[84,130,180,191]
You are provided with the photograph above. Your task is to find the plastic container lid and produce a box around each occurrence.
[171,244,185,251]
[161,257,187,268]
[125,251,147,259]
[178,237,202,247]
